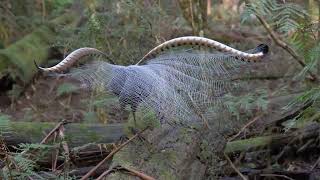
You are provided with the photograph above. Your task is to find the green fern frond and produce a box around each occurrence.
[16,143,52,151]
[0,114,12,135]
[242,0,308,35]
[11,154,37,179]
[285,87,320,110]
[296,42,320,78]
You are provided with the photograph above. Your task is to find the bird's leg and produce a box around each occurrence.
[129,110,150,144]
[132,111,137,128]
[129,110,139,134]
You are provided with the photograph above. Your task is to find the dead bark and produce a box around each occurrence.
[1,122,124,148]
[225,122,320,154]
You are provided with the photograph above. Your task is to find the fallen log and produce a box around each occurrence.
[1,122,124,148]
[225,122,320,154]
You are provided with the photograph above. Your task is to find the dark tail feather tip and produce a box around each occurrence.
[256,44,269,55]
[34,60,43,71]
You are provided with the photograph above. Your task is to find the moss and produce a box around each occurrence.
[225,136,272,153]
[11,122,55,142]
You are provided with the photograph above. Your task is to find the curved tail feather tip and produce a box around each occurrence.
[256,44,269,55]
[34,60,44,71]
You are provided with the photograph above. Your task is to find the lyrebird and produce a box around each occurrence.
[36,36,269,127]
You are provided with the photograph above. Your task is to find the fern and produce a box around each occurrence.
[12,154,37,178]
[243,1,320,106]
[0,114,11,135]
[225,90,268,120]
[285,86,320,109]
[242,0,308,36]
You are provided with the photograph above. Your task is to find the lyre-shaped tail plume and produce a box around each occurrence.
[35,36,271,127]
[137,36,269,64]
[35,48,108,73]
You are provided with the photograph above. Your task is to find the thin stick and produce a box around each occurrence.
[80,126,149,180]
[51,132,58,172]
[119,166,156,180]
[95,168,115,180]
[228,115,262,142]
[311,156,320,170]
[40,120,67,144]
[223,152,248,180]
[260,173,295,180]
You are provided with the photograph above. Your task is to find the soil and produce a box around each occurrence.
[1,75,128,124]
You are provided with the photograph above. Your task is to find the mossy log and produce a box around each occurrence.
[0,10,81,84]
[2,122,124,148]
[225,122,320,154]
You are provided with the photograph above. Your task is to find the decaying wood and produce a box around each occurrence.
[1,122,124,148]
[225,122,320,154]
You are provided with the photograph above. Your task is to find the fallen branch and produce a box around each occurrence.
[41,120,67,144]
[228,114,262,142]
[224,152,248,180]
[80,126,149,180]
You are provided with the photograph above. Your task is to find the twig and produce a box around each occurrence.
[260,173,295,180]
[59,125,71,178]
[255,14,318,82]
[95,167,116,180]
[228,114,262,142]
[40,120,67,144]
[96,165,156,180]
[51,132,59,172]
[223,152,248,180]
[80,126,149,180]
[118,166,156,180]
[311,156,320,170]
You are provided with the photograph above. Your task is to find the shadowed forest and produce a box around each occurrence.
[0,0,320,179]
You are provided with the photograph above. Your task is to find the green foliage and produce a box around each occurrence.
[285,86,320,109]
[242,0,319,79]
[56,82,79,97]
[0,0,75,46]
[241,0,308,34]
[225,90,268,120]
[243,0,320,131]
[0,114,11,135]
[126,107,160,134]
[55,0,178,65]
[2,143,50,179]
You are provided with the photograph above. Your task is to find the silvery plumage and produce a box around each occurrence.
[36,36,269,127]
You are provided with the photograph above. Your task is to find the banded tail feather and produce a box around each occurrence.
[35,47,109,73]
[35,36,269,73]
[137,36,269,64]
[34,36,271,127]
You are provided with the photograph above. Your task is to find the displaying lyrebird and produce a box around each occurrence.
[36,36,269,127]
